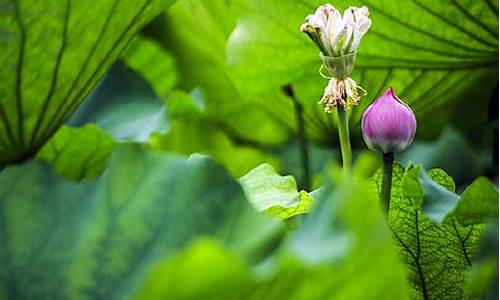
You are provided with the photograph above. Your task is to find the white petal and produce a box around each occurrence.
[343,7,355,23]
[356,6,370,18]
[327,9,343,48]
[357,17,371,36]
[349,26,361,51]
[316,4,335,26]
[308,13,325,28]
[341,24,354,53]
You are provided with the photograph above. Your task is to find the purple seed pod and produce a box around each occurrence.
[361,87,417,153]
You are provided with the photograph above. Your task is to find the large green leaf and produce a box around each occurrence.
[0,0,173,165]
[134,168,410,300]
[145,0,292,146]
[372,164,486,299]
[449,177,499,226]
[135,239,254,300]
[150,91,281,177]
[45,61,170,181]
[122,36,177,98]
[465,225,499,300]
[69,61,169,142]
[0,144,280,299]
[36,124,118,181]
[226,0,499,143]
[400,165,498,224]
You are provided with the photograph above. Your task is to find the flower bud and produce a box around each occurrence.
[361,88,417,153]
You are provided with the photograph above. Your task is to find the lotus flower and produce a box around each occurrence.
[361,88,417,153]
[300,4,371,112]
[300,4,371,57]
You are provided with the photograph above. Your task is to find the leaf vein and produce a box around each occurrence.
[448,0,498,39]
[360,0,496,55]
[411,0,498,48]
[29,0,71,150]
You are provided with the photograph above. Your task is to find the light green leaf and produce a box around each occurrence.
[0,144,280,300]
[400,165,498,224]
[465,257,498,300]
[226,0,498,142]
[401,165,424,209]
[163,90,202,118]
[0,0,174,165]
[238,163,314,219]
[135,239,253,300]
[122,37,177,97]
[464,225,499,300]
[450,177,499,226]
[135,169,410,300]
[146,0,292,146]
[36,124,117,180]
[427,168,456,192]
[281,176,410,299]
[372,164,485,299]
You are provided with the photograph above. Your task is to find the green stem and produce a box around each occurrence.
[336,108,352,177]
[294,101,311,190]
[381,152,394,214]
[283,84,311,190]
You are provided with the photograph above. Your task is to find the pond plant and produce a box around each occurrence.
[0,1,498,300]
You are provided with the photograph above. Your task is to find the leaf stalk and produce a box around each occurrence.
[336,108,352,177]
[381,152,394,214]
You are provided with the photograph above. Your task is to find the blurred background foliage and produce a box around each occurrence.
[0,0,498,299]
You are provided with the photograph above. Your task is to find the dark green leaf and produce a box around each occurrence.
[372,164,485,299]
[0,144,279,299]
[36,124,117,180]
[400,165,498,224]
[70,62,169,142]
[226,0,498,142]
[400,128,491,185]
[134,168,410,300]
[0,0,174,164]
[150,91,281,177]
[399,165,460,223]
[420,168,460,222]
